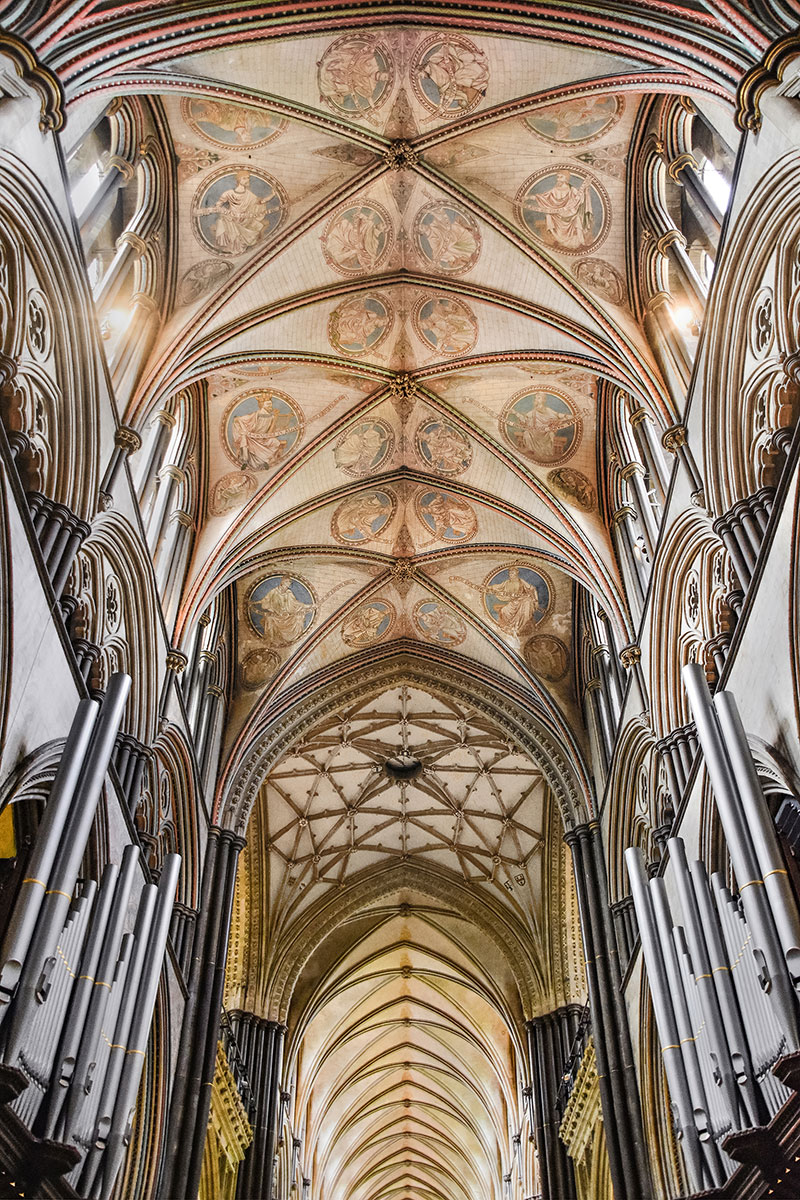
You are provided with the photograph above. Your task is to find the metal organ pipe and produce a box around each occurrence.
[625,847,707,1192]
[97,853,181,1200]
[713,690,800,985]
[682,663,800,1047]
[0,698,99,1010]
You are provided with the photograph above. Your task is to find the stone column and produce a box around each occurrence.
[526,1007,580,1200]
[160,649,188,718]
[621,461,659,556]
[136,408,176,514]
[565,824,652,1200]
[662,423,706,509]
[97,424,142,509]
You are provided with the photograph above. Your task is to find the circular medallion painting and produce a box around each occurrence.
[332,489,396,543]
[483,564,552,638]
[411,35,489,119]
[413,599,467,647]
[415,488,477,542]
[181,97,287,148]
[523,633,569,681]
[334,419,394,476]
[524,95,623,144]
[413,295,478,357]
[413,202,481,274]
[240,647,280,690]
[223,388,303,470]
[572,258,626,306]
[209,470,258,515]
[322,200,392,276]
[328,293,393,356]
[192,166,286,256]
[342,598,396,647]
[547,467,596,512]
[516,167,609,256]
[501,389,581,466]
[317,34,394,117]
[246,575,316,644]
[415,418,472,475]
[179,259,233,306]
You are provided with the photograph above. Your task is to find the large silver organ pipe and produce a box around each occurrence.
[0,698,99,1009]
[682,663,800,1047]
[625,847,706,1192]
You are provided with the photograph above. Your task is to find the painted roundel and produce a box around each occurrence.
[547,467,596,512]
[524,94,624,144]
[415,488,477,542]
[413,202,481,275]
[413,295,478,357]
[501,388,581,466]
[240,647,280,691]
[328,293,393,356]
[516,166,609,256]
[192,166,286,256]
[246,575,316,645]
[411,35,489,119]
[317,34,394,118]
[322,200,392,276]
[483,564,552,638]
[523,633,569,681]
[342,598,396,647]
[415,419,472,475]
[332,489,396,543]
[334,419,394,476]
[223,389,303,470]
[413,599,467,647]
[181,97,287,148]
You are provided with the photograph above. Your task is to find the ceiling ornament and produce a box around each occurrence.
[180,96,287,148]
[412,294,478,357]
[333,417,394,475]
[192,165,286,255]
[245,574,317,645]
[524,93,624,145]
[383,139,419,170]
[501,387,582,465]
[516,165,610,256]
[410,35,489,120]
[221,388,303,470]
[316,33,395,120]
[321,198,393,276]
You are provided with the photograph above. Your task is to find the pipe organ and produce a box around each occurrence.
[0,676,179,1199]
[627,667,800,1193]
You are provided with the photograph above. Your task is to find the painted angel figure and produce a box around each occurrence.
[525,171,595,250]
[198,171,269,255]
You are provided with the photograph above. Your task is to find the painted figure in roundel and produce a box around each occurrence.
[224,389,303,470]
[317,35,393,117]
[412,35,489,119]
[415,489,477,542]
[179,259,233,306]
[525,95,623,144]
[484,565,551,638]
[572,258,626,306]
[193,168,285,256]
[209,470,258,515]
[547,467,596,512]
[181,97,286,148]
[517,167,609,256]
[523,633,569,682]
[415,419,472,475]
[328,293,393,356]
[342,598,395,647]
[247,575,316,645]
[334,419,394,476]
[413,202,481,274]
[332,490,396,543]
[413,599,466,647]
[322,201,392,276]
[414,296,478,357]
[502,389,581,466]
[240,647,280,690]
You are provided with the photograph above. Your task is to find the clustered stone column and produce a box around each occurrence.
[565,822,652,1200]
[526,1004,582,1200]
[158,827,244,1200]
[231,1014,286,1200]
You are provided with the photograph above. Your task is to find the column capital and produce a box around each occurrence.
[628,407,649,428]
[612,505,636,526]
[166,649,188,674]
[620,644,641,669]
[620,460,645,481]
[114,424,142,454]
[662,423,688,453]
